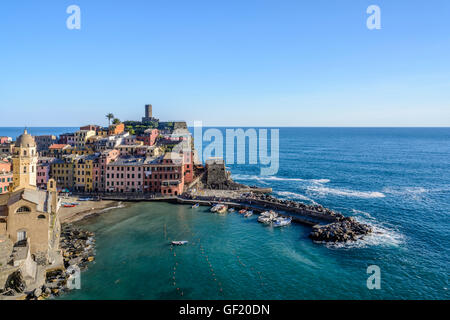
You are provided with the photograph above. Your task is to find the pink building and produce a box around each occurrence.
[137,129,159,146]
[93,149,119,192]
[37,157,56,189]
[0,172,12,194]
[106,156,144,193]
[0,137,12,144]
[143,153,185,196]
[0,160,12,194]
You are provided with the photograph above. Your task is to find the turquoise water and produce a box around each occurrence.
[58,128,450,300]
[1,127,448,299]
[61,201,393,300]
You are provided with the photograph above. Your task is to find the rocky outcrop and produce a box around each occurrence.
[24,224,96,300]
[309,217,373,242]
[60,224,95,271]
[1,271,26,295]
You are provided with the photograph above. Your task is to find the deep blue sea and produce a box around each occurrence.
[1,127,449,299]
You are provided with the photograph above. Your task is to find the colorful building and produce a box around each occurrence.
[37,157,56,189]
[50,156,75,189]
[106,156,144,193]
[34,135,57,152]
[143,153,185,195]
[137,128,159,146]
[92,149,119,192]
[74,130,96,148]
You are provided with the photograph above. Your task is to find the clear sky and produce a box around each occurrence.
[0,0,449,127]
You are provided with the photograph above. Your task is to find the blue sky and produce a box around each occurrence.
[0,0,449,127]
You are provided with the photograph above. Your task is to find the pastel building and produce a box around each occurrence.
[59,133,75,146]
[0,160,12,194]
[34,135,57,152]
[74,130,96,148]
[106,156,144,193]
[92,149,119,192]
[137,129,159,146]
[37,157,56,189]
[0,171,12,194]
[0,137,12,144]
[143,153,185,196]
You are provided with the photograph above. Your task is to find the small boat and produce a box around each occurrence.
[273,217,292,227]
[239,209,247,214]
[216,205,228,214]
[63,204,76,208]
[171,241,189,246]
[257,216,272,224]
[191,203,200,209]
[228,208,235,213]
[244,211,253,217]
[210,204,220,212]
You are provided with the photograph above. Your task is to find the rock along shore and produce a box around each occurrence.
[24,224,96,300]
[182,190,374,243]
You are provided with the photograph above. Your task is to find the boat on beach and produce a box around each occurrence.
[171,241,189,246]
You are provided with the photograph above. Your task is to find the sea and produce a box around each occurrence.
[1,127,449,299]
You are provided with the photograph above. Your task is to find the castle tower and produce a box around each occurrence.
[12,129,38,191]
[145,104,152,118]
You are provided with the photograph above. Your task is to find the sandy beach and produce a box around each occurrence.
[58,196,124,223]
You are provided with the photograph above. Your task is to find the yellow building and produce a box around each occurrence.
[12,129,38,191]
[74,130,96,148]
[50,157,75,189]
[0,130,61,283]
[73,155,96,192]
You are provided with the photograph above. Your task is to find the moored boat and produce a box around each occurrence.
[216,205,228,214]
[273,217,292,227]
[244,211,253,217]
[239,209,247,214]
[192,203,200,209]
[171,240,189,245]
[228,208,235,213]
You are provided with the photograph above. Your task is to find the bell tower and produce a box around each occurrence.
[12,129,38,191]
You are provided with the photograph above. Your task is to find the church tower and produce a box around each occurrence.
[12,129,38,191]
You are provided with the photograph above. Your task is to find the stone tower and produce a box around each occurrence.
[145,104,152,118]
[12,129,38,191]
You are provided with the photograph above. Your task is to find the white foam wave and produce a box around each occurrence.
[324,217,404,249]
[382,186,429,201]
[275,191,317,204]
[351,209,376,220]
[231,174,330,184]
[307,185,385,199]
[99,202,125,213]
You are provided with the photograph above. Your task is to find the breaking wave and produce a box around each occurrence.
[275,191,317,204]
[382,186,430,201]
[231,174,330,184]
[324,216,404,249]
[306,185,385,199]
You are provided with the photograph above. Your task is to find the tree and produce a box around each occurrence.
[112,118,121,125]
[106,113,114,126]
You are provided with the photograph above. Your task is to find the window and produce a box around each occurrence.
[37,214,46,219]
[16,206,31,213]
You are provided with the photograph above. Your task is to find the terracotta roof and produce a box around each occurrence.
[49,144,69,150]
